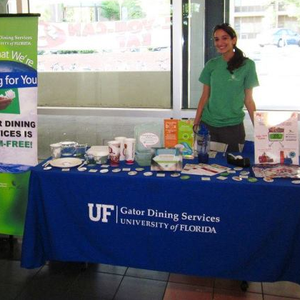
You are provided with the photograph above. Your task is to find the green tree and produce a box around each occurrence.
[123,0,145,19]
[100,1,119,20]
[100,0,145,21]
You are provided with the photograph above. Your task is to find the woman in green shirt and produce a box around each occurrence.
[194,23,259,152]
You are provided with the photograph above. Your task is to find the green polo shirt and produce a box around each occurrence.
[199,56,259,127]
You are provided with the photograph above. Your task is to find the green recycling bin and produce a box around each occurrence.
[0,164,31,236]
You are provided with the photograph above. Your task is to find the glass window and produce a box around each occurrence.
[29,0,172,108]
[231,0,300,111]
[185,0,300,112]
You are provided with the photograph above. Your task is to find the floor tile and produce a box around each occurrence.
[264,296,300,300]
[15,263,80,300]
[214,279,262,293]
[126,267,169,281]
[163,282,213,300]
[87,263,127,275]
[169,273,214,288]
[214,288,263,300]
[0,260,40,285]
[0,283,25,300]
[66,271,123,300]
[262,281,300,298]
[114,276,167,300]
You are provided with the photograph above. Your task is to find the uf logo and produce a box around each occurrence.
[88,203,115,223]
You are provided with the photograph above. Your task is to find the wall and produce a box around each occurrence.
[37,114,256,160]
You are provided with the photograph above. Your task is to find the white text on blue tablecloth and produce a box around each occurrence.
[88,203,220,234]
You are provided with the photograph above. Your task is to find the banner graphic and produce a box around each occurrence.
[0,15,39,166]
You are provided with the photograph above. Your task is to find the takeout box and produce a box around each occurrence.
[86,146,109,164]
[151,148,182,171]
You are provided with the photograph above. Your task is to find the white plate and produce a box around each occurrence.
[50,157,83,168]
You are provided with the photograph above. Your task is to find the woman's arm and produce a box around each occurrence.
[194,84,210,126]
[244,88,256,125]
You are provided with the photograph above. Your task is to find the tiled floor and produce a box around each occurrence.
[1,237,300,300]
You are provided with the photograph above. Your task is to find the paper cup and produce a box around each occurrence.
[108,140,121,167]
[115,136,127,161]
[124,138,136,165]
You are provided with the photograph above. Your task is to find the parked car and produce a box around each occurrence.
[257,28,300,47]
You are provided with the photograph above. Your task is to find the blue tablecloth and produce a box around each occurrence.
[21,151,300,284]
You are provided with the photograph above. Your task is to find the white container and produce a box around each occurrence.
[94,152,109,164]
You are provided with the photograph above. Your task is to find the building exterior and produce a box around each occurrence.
[232,0,300,39]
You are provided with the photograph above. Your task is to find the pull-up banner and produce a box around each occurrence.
[0,14,40,166]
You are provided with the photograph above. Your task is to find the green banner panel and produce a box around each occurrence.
[0,170,30,235]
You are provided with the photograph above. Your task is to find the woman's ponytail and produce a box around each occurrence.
[227,45,247,74]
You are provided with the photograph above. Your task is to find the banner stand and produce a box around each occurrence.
[0,13,39,236]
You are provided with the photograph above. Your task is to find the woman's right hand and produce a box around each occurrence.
[0,97,13,110]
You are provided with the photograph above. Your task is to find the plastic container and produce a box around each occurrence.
[134,123,163,152]
[135,150,152,167]
[60,141,78,157]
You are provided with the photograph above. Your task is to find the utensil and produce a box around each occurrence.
[77,161,87,169]
[42,160,52,168]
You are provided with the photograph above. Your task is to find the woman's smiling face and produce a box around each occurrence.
[213,29,237,58]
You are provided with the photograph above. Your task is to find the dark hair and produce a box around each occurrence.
[213,23,248,73]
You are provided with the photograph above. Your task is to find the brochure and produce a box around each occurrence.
[181,163,230,176]
[252,164,300,179]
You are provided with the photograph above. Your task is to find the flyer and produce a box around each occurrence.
[254,111,299,165]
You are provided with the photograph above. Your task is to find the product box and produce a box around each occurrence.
[151,148,182,171]
[164,119,194,158]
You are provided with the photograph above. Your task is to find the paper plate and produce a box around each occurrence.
[50,158,82,168]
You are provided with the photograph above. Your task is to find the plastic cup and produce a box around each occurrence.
[108,140,121,167]
[115,136,127,161]
[124,138,136,165]
[50,143,62,159]
[76,143,87,158]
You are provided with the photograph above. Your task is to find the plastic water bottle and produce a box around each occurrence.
[196,124,210,163]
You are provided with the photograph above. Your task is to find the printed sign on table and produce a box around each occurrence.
[0,14,39,166]
[254,111,299,165]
